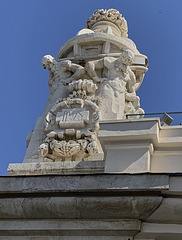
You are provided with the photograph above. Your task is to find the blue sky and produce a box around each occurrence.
[0,0,182,175]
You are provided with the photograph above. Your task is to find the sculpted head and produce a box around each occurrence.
[41,55,55,69]
[119,49,134,66]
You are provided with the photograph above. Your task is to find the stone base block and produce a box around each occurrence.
[0,238,132,240]
[0,219,140,239]
[7,160,104,176]
[105,143,153,173]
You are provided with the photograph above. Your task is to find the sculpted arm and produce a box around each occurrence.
[85,59,104,83]
[127,69,137,93]
[69,63,86,80]
[57,60,86,84]
[133,72,145,91]
[103,57,115,69]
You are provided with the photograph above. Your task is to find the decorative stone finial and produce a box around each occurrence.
[86,9,128,37]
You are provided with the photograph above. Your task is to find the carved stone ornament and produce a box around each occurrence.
[86,9,128,37]
[38,95,102,162]
[12,8,148,169]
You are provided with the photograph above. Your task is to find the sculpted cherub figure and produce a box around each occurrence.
[120,51,144,115]
[118,50,144,114]
[41,55,88,96]
[85,49,143,119]
[41,55,86,86]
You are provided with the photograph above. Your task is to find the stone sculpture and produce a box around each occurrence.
[36,9,148,162]
[85,49,144,119]
[39,55,103,162]
[8,8,148,173]
[39,96,101,162]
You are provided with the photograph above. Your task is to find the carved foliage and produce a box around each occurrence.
[86,9,128,37]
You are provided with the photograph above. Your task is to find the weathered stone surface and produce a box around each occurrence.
[135,223,182,240]
[8,160,104,176]
[0,174,165,220]
[0,237,132,240]
[0,196,162,220]
[0,174,181,239]
[148,198,182,223]
[0,219,140,237]
[0,174,169,193]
